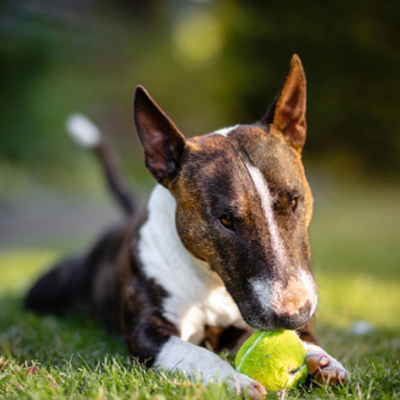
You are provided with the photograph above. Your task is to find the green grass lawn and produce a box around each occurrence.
[1,181,399,399]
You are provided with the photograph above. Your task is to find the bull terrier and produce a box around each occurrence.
[25,55,349,398]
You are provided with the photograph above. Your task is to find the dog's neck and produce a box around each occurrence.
[138,184,218,284]
[137,184,246,341]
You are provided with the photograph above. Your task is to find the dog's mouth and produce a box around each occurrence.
[231,274,318,331]
[240,301,313,331]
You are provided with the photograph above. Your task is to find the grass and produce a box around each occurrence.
[1,180,399,399]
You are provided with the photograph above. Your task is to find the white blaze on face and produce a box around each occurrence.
[212,124,240,137]
[245,163,318,317]
[245,163,287,266]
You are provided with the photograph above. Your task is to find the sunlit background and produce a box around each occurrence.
[1,0,399,376]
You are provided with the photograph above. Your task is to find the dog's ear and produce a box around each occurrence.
[134,86,186,186]
[262,54,307,152]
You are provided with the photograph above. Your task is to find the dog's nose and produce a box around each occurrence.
[267,272,318,329]
[271,303,312,330]
[245,273,318,330]
[240,300,313,331]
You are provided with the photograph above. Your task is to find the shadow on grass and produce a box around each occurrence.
[2,291,399,369]
[2,291,399,363]
[0,293,126,368]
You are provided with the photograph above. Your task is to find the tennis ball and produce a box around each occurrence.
[235,330,308,391]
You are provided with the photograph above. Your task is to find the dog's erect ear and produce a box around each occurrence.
[262,54,307,152]
[134,86,186,186]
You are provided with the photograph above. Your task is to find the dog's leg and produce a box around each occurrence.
[155,336,266,399]
[120,275,265,399]
[303,342,350,386]
[25,225,126,332]
[24,253,89,315]
[297,317,350,386]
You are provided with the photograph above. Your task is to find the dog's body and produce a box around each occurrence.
[25,56,348,398]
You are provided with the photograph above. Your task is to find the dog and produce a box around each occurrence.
[25,55,349,398]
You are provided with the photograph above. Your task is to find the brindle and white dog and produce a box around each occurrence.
[25,55,349,398]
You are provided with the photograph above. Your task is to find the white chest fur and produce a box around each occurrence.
[137,185,247,344]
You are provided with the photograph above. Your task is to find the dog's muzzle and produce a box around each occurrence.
[240,300,313,331]
[242,274,318,330]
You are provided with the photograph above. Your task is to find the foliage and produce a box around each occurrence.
[0,0,399,185]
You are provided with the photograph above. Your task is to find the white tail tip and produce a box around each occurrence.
[66,113,101,148]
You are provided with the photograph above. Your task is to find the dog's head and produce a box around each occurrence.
[134,55,317,331]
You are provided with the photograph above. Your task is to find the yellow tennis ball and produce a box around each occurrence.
[235,330,308,391]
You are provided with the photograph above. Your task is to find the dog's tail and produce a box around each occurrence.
[66,114,136,217]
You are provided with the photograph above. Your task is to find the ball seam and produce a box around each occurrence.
[236,331,267,372]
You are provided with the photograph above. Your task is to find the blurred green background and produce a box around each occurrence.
[2,0,400,184]
[1,0,399,285]
[0,2,399,398]
[1,0,400,246]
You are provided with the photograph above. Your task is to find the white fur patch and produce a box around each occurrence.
[155,336,259,390]
[301,340,324,353]
[179,305,205,344]
[249,278,272,308]
[137,185,246,343]
[66,113,101,148]
[212,124,239,137]
[245,163,287,266]
[299,269,318,316]
[155,336,235,381]
[204,285,247,328]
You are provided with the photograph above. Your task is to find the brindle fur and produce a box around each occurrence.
[26,55,320,368]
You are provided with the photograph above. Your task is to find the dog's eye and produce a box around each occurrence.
[290,197,298,212]
[219,215,235,231]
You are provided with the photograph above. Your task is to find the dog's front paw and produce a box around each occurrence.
[231,373,266,400]
[305,350,350,387]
